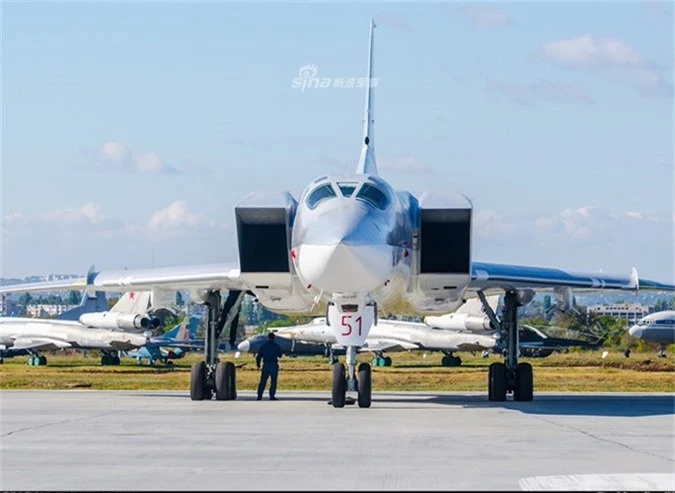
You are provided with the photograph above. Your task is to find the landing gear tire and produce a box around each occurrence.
[112,356,120,366]
[357,363,372,408]
[442,355,462,367]
[488,362,507,402]
[166,361,174,368]
[39,356,47,366]
[190,361,208,401]
[215,361,235,400]
[331,362,347,408]
[514,362,533,402]
[101,355,110,366]
[383,357,392,367]
[228,362,237,400]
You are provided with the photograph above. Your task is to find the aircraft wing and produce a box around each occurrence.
[0,262,243,294]
[361,338,419,352]
[468,262,674,293]
[10,337,72,352]
[0,277,89,293]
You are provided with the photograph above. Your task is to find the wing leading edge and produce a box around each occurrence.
[469,262,674,293]
[0,262,243,294]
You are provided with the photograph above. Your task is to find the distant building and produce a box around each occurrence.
[0,295,18,316]
[587,303,651,326]
[26,304,77,318]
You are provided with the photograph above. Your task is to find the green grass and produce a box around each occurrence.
[1,349,673,392]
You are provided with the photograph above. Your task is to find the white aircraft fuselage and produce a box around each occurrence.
[628,310,675,344]
[0,318,147,352]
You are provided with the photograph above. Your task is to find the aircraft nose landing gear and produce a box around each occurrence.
[327,301,375,408]
[330,356,371,408]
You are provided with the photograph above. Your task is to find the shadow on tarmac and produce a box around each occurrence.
[128,391,674,417]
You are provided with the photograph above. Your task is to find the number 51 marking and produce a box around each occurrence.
[341,315,363,336]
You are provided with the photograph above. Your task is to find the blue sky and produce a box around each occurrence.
[1,1,673,281]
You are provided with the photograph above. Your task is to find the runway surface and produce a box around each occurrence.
[1,390,673,491]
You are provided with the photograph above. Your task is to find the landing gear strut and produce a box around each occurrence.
[190,290,244,401]
[479,290,533,401]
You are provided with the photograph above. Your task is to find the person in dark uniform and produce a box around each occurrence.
[256,332,283,401]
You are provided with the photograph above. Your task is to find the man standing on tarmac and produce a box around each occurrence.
[256,332,283,401]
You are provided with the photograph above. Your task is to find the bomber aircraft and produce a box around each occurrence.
[0,291,148,365]
[2,20,674,407]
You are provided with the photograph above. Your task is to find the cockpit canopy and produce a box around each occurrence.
[306,183,337,210]
[304,177,391,211]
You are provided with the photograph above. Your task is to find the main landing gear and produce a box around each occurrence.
[27,354,47,366]
[479,290,534,402]
[441,351,462,367]
[190,290,244,401]
[371,353,392,367]
[101,351,121,366]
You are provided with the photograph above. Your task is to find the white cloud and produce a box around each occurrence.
[41,202,110,227]
[92,141,187,175]
[100,141,130,161]
[2,202,235,276]
[534,207,613,239]
[79,202,105,225]
[539,35,643,67]
[456,6,512,29]
[147,201,204,231]
[537,34,672,97]
[474,210,516,237]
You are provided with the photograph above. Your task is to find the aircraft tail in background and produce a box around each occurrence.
[110,291,152,314]
[161,315,200,341]
[54,291,108,321]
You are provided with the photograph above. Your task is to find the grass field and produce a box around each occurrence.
[1,349,673,392]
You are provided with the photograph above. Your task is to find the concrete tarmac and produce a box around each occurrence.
[1,390,673,491]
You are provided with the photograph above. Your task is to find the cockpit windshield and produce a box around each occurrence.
[306,183,337,209]
[337,182,359,198]
[355,183,389,210]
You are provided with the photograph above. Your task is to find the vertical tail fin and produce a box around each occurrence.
[55,290,107,320]
[110,291,151,313]
[162,315,199,341]
[356,19,378,175]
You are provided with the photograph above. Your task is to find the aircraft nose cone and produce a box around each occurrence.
[237,340,251,353]
[628,326,642,339]
[297,242,391,293]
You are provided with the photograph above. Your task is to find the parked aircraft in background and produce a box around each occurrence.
[127,315,201,366]
[629,311,675,356]
[0,291,150,365]
[2,21,674,407]
[240,316,495,366]
[0,318,146,366]
[517,325,605,357]
[78,290,160,332]
[238,330,345,360]
[239,316,606,366]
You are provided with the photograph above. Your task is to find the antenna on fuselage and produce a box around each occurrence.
[356,19,378,176]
